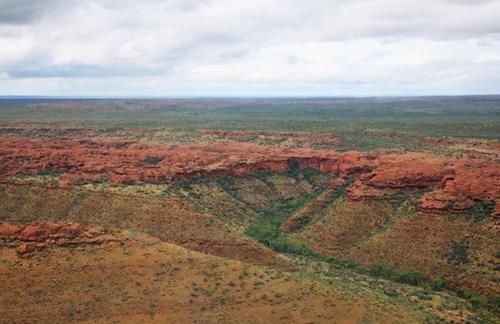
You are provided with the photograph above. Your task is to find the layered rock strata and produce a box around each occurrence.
[0,136,498,217]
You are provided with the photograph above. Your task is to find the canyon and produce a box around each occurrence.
[1,97,498,323]
[1,136,498,218]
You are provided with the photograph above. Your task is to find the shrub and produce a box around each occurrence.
[487,295,500,314]
[216,177,238,197]
[384,288,400,297]
[37,167,68,177]
[142,156,164,164]
[334,258,367,273]
[246,221,279,244]
[286,166,323,182]
[466,200,494,222]
[122,178,135,186]
[447,241,470,264]
[460,290,489,309]
[430,278,446,291]
[469,294,489,309]
[414,290,434,301]
[369,263,393,278]
[393,269,425,286]
[269,237,313,256]
[368,264,424,286]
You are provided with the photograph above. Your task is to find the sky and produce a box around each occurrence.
[0,0,499,97]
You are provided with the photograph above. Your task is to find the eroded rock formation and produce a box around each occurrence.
[0,222,117,255]
[0,136,498,218]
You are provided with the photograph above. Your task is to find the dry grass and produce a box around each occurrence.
[0,232,429,323]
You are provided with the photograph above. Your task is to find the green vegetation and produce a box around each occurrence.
[315,256,499,315]
[247,170,276,188]
[234,169,497,316]
[456,289,500,314]
[368,263,425,286]
[1,97,499,150]
[487,295,500,314]
[161,167,500,317]
[268,236,312,255]
[245,169,349,255]
[331,176,352,200]
[168,173,238,191]
[465,200,495,222]
[285,164,323,183]
[430,278,446,291]
[214,176,239,198]
[121,178,135,186]
[447,241,470,264]
[142,156,164,164]
[320,258,426,287]
[245,194,317,256]
[386,190,427,208]
[37,167,68,177]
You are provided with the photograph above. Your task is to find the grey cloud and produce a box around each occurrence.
[7,64,166,78]
[317,0,500,40]
[0,0,64,24]
[98,0,211,12]
[0,0,499,96]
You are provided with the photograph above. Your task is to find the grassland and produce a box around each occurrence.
[1,96,499,150]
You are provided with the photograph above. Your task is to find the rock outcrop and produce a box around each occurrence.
[0,136,498,218]
[0,222,117,255]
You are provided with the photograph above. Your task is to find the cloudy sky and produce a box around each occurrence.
[0,0,499,96]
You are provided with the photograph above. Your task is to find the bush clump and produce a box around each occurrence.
[466,200,494,222]
[369,263,425,286]
[245,194,316,246]
[430,278,447,291]
[142,156,164,164]
[447,241,470,264]
[269,237,313,256]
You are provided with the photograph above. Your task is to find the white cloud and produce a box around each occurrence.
[0,0,499,96]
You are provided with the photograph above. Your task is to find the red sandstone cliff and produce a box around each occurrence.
[0,136,498,217]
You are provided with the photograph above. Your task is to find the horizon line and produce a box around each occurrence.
[1,93,500,100]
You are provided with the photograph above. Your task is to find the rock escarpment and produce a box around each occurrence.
[0,136,498,218]
[0,222,117,255]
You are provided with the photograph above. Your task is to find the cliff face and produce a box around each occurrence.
[345,156,498,217]
[0,136,498,217]
[0,222,117,255]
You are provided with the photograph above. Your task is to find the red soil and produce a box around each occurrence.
[0,136,498,217]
